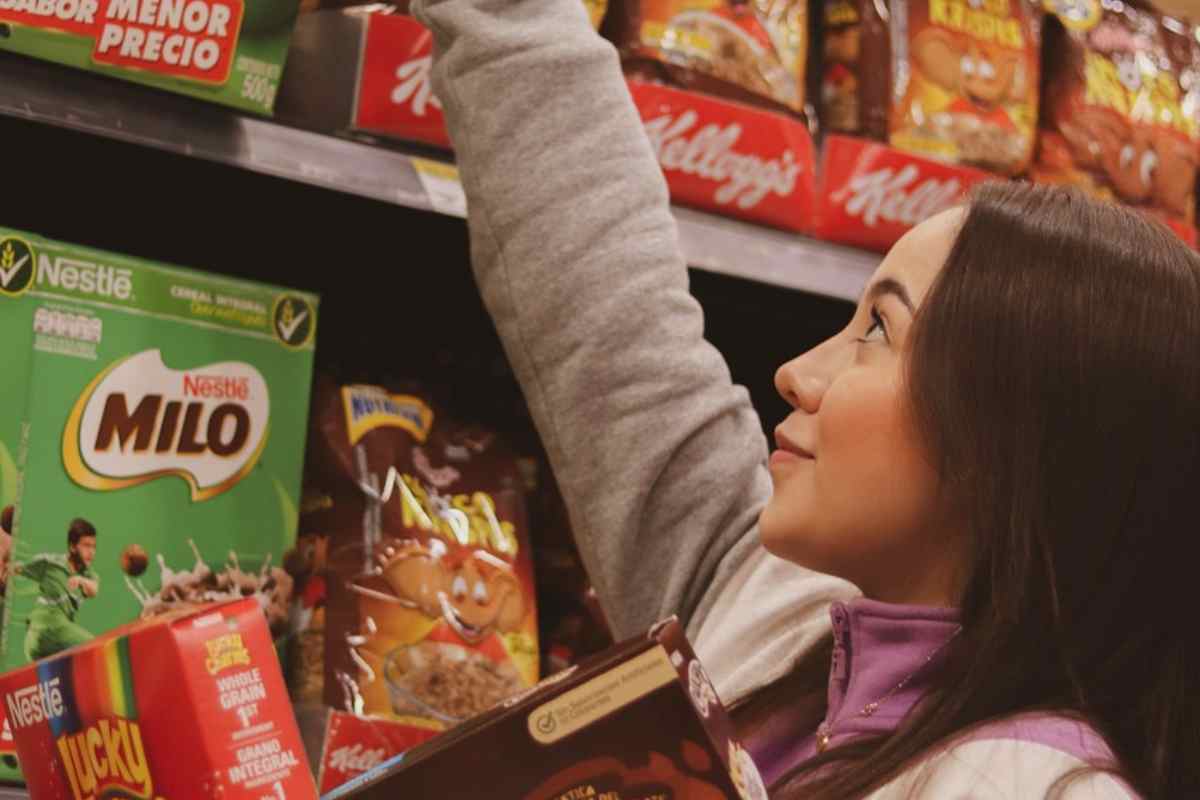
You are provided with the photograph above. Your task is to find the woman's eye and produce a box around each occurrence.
[858,309,887,343]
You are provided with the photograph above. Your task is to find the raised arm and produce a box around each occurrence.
[409,0,771,636]
[410,0,856,702]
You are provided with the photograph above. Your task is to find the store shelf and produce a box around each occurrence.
[672,207,877,302]
[0,52,878,303]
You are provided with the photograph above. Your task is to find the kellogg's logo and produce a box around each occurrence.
[832,165,964,228]
[391,53,441,118]
[643,110,802,209]
[327,744,387,775]
[63,349,269,501]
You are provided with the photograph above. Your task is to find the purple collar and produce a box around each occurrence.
[822,598,961,740]
[754,598,961,787]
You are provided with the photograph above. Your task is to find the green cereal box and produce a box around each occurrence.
[0,0,300,114]
[0,226,318,782]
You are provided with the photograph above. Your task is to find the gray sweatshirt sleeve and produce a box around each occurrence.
[410,0,856,699]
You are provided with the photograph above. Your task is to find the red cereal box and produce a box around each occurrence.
[0,598,317,800]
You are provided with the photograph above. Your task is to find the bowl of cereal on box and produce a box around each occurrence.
[383,641,524,726]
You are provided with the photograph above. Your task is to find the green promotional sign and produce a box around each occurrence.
[0,0,300,114]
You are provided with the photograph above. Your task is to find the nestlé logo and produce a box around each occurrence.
[5,678,64,730]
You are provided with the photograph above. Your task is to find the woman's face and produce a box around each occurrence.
[761,209,966,605]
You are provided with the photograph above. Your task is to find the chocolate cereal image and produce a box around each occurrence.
[120,542,150,577]
[123,539,295,636]
[383,641,524,723]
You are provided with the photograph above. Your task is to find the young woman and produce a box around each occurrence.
[407,0,1198,796]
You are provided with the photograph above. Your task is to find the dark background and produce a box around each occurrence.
[0,112,854,439]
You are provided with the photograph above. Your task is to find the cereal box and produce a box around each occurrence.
[0,0,300,114]
[0,234,43,631]
[0,226,318,783]
[325,618,767,800]
[0,597,318,800]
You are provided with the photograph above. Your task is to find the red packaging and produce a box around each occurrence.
[299,708,439,794]
[608,0,809,115]
[629,78,818,231]
[353,11,451,150]
[889,0,1042,175]
[1034,2,1200,238]
[816,133,993,251]
[0,598,317,800]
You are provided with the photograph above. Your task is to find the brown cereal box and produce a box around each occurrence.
[325,618,767,800]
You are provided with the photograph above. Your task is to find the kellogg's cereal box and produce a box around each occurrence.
[0,226,317,783]
[0,598,318,800]
[889,0,1042,175]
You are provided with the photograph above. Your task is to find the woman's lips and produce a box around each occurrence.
[773,429,814,462]
[769,449,806,469]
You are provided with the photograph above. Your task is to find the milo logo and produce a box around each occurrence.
[0,237,35,297]
[63,349,269,501]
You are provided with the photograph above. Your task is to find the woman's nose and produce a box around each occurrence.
[775,356,829,413]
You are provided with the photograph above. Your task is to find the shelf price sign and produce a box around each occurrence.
[0,0,246,84]
[0,0,292,114]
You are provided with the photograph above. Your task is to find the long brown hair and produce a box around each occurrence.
[734,182,1200,798]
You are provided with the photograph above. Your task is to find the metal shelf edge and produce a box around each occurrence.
[0,53,878,303]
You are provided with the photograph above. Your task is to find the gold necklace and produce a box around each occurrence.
[814,626,962,753]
